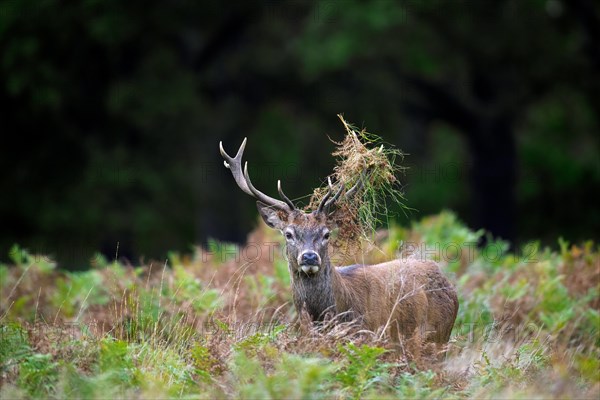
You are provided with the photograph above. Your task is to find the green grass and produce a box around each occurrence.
[1,211,598,399]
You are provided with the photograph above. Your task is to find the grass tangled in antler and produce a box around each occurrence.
[307,115,406,258]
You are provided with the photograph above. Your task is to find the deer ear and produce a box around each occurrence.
[256,201,286,230]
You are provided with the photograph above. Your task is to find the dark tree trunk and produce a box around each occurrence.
[466,116,517,246]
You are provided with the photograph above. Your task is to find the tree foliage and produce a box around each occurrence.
[1,0,598,264]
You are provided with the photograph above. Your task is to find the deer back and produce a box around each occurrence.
[333,259,458,343]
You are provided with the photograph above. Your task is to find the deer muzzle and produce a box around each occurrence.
[298,251,321,274]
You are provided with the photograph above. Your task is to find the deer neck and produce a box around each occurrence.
[289,255,345,321]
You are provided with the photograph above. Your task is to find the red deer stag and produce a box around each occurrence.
[219,138,458,344]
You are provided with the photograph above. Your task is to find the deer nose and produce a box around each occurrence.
[300,251,320,266]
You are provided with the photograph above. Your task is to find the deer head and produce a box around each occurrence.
[219,138,363,276]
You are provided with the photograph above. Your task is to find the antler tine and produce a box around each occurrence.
[317,177,335,213]
[219,137,247,167]
[278,180,296,210]
[344,170,366,199]
[220,138,295,210]
[321,168,369,212]
[243,162,292,210]
[219,138,253,197]
[324,179,345,210]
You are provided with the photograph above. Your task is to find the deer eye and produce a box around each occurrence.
[323,231,330,241]
[285,231,294,241]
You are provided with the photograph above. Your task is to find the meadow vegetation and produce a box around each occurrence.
[1,212,598,399]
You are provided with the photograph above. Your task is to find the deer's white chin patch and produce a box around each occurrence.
[300,265,319,274]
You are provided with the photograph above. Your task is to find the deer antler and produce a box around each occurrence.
[318,169,369,214]
[220,138,295,211]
